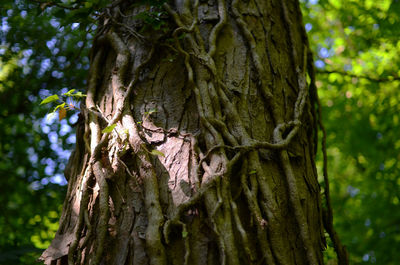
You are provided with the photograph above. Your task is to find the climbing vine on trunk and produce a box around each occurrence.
[41,1,348,264]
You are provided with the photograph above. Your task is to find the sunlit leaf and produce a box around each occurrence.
[72,91,86,98]
[40,95,59,105]
[101,124,116,133]
[63,89,75,96]
[53,103,66,113]
[150,150,165,157]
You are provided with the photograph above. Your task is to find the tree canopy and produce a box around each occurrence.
[0,0,399,264]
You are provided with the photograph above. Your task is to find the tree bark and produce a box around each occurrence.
[40,0,336,264]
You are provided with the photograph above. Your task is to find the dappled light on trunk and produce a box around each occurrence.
[41,0,347,264]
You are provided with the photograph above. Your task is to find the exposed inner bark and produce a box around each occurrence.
[40,0,348,264]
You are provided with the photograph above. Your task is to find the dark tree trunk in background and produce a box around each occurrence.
[40,0,339,264]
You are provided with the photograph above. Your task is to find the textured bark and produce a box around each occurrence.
[40,0,343,264]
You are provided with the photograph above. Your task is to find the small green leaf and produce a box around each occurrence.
[63,89,76,96]
[72,91,86,98]
[102,124,116,133]
[40,95,59,105]
[182,231,188,238]
[54,103,66,112]
[150,150,165,157]
[249,170,257,174]
[145,109,157,115]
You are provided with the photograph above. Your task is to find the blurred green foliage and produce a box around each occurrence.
[1,0,399,264]
[302,0,400,264]
[0,0,96,263]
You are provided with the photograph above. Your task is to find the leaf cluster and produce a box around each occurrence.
[40,89,85,121]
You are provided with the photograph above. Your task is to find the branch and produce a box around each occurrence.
[32,0,79,10]
[317,69,400,82]
[208,0,227,58]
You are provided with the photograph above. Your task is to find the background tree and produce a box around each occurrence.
[37,0,345,264]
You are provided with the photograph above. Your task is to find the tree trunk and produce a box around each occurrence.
[41,0,334,264]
